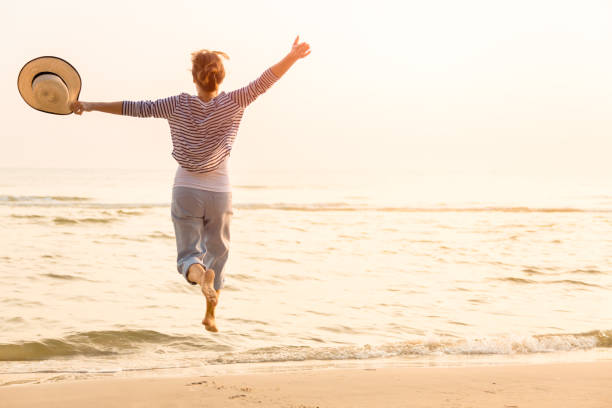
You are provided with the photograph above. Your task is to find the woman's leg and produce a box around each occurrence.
[202,192,232,291]
[172,187,218,331]
[200,192,232,332]
[171,187,206,284]
[186,263,218,304]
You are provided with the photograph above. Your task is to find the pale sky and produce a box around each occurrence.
[2,0,612,179]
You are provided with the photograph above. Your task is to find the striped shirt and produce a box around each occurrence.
[122,68,279,173]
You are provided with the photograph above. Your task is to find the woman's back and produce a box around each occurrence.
[122,69,280,174]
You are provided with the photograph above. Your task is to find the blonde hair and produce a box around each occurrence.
[191,50,229,92]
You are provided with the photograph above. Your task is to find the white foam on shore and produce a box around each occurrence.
[209,331,611,364]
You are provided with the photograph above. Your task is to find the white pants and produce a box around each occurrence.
[171,186,232,290]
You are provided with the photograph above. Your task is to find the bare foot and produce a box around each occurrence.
[200,268,218,306]
[202,302,219,333]
[203,321,218,332]
[203,291,220,332]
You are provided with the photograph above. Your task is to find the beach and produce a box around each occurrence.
[4,0,612,405]
[1,168,611,402]
[2,361,611,407]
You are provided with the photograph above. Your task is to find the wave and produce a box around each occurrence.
[10,210,146,225]
[117,210,144,216]
[571,269,605,275]
[10,215,118,225]
[248,256,299,264]
[213,330,612,364]
[0,195,91,203]
[148,231,174,240]
[0,198,164,210]
[2,196,611,213]
[41,273,91,282]
[0,330,209,362]
[53,217,117,225]
[233,185,273,190]
[493,277,603,288]
[1,330,609,363]
[10,214,45,219]
[234,204,610,213]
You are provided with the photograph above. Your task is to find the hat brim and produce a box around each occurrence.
[17,56,81,115]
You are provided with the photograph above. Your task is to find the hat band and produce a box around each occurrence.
[31,71,68,87]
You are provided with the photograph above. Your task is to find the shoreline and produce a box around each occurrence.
[2,349,612,386]
[2,361,611,407]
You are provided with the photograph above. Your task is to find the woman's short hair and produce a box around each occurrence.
[191,50,229,92]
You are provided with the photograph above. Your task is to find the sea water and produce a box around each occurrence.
[0,168,610,384]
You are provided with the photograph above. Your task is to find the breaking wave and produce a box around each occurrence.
[0,330,217,362]
[213,330,612,364]
[1,330,609,363]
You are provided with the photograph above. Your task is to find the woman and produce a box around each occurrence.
[72,37,311,332]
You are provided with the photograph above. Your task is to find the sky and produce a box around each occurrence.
[2,0,612,180]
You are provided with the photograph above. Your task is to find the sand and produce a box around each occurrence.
[1,362,611,408]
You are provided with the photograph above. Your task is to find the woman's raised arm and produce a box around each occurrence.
[227,36,311,108]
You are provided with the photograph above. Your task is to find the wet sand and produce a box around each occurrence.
[2,362,611,407]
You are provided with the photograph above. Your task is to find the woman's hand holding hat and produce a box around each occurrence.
[71,101,92,115]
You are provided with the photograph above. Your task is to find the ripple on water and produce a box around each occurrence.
[41,254,62,259]
[10,214,45,219]
[522,268,547,275]
[231,273,257,282]
[247,256,298,264]
[547,279,602,288]
[2,298,43,307]
[53,217,78,225]
[495,277,536,284]
[106,234,148,242]
[306,310,332,316]
[117,210,144,216]
[53,217,118,225]
[318,325,362,334]
[448,321,471,326]
[42,273,91,282]
[493,277,602,288]
[227,318,270,326]
[148,231,174,240]
[570,268,604,275]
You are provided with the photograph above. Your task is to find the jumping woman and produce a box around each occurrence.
[72,37,311,332]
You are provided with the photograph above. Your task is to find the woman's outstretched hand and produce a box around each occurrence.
[289,36,311,60]
[71,101,92,115]
[270,36,311,78]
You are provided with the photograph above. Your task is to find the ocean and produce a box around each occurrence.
[0,167,610,385]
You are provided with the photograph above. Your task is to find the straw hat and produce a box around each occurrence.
[17,56,81,115]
